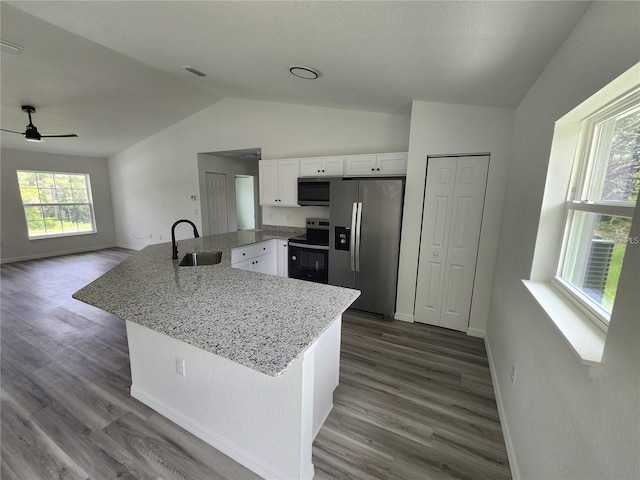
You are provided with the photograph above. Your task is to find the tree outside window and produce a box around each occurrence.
[17,170,96,238]
[557,101,639,325]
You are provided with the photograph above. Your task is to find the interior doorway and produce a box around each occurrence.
[197,148,261,235]
[206,172,229,235]
[235,175,256,230]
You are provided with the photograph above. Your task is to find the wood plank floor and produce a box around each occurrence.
[1,249,510,479]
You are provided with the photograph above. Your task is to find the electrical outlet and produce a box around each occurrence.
[175,356,186,376]
[511,365,516,385]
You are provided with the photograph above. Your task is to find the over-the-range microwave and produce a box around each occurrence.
[298,178,330,206]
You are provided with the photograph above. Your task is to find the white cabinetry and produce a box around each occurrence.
[259,159,299,206]
[231,239,289,277]
[275,239,288,278]
[299,156,345,177]
[231,241,276,275]
[345,152,407,176]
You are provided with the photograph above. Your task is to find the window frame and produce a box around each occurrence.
[552,90,639,331]
[16,169,98,240]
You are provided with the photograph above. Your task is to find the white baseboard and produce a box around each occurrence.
[1,243,117,264]
[131,386,303,480]
[466,327,485,338]
[115,242,143,251]
[484,335,521,480]
[313,402,333,440]
[394,312,414,323]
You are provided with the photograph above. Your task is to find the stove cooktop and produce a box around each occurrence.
[289,232,329,247]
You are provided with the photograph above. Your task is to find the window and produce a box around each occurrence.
[555,95,639,328]
[17,170,97,239]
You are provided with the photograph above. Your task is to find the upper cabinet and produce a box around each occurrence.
[344,152,407,176]
[259,159,299,206]
[259,152,407,207]
[299,156,346,177]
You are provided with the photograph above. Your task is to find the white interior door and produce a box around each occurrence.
[206,172,228,235]
[415,158,456,326]
[415,155,489,332]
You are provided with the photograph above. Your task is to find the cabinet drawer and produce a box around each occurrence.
[231,240,274,264]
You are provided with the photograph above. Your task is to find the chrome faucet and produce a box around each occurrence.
[171,219,200,259]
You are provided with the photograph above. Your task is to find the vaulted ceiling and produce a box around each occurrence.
[1,1,590,158]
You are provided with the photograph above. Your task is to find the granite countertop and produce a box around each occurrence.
[73,230,360,377]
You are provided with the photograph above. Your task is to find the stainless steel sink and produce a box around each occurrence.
[178,251,223,266]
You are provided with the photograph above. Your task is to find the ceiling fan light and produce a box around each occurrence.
[289,65,320,80]
[25,126,41,142]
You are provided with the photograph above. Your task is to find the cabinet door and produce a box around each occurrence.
[322,156,345,176]
[276,240,288,277]
[376,152,407,175]
[232,257,254,272]
[259,160,280,205]
[278,159,299,206]
[251,252,277,275]
[299,158,323,177]
[345,155,377,176]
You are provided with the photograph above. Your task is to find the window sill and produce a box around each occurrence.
[522,280,605,365]
[29,230,97,240]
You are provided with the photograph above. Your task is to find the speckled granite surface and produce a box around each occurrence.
[73,230,360,377]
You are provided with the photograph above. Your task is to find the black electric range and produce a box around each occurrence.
[288,218,330,283]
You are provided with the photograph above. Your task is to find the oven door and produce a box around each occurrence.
[288,242,329,284]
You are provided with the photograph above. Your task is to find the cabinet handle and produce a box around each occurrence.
[376,168,380,171]
[371,168,375,171]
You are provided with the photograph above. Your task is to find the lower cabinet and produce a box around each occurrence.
[233,254,276,275]
[232,239,288,278]
[276,239,288,278]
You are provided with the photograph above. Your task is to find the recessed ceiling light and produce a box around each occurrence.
[1,40,23,55]
[289,65,320,80]
[183,66,206,77]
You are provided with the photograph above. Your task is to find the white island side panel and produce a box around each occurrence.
[126,316,342,480]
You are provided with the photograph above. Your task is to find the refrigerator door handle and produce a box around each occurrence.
[355,202,363,272]
[350,202,357,271]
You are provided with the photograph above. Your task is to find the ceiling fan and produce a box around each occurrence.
[1,105,78,142]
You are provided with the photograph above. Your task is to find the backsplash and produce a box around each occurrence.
[261,224,305,235]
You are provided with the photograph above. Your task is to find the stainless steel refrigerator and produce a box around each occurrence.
[329,178,404,319]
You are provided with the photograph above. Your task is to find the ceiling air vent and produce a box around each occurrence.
[183,66,206,77]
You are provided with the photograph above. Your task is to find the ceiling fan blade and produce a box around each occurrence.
[40,133,78,138]
[0,128,27,135]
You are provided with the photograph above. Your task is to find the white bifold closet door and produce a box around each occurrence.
[415,155,489,332]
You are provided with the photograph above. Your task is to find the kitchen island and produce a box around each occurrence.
[73,230,360,480]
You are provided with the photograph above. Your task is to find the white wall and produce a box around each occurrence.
[0,148,116,262]
[395,101,514,336]
[108,98,409,250]
[486,3,640,479]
